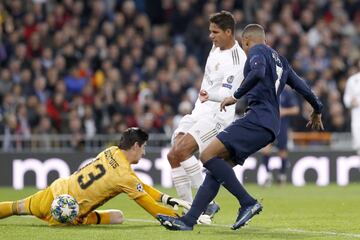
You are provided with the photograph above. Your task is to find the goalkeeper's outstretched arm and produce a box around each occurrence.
[134,194,178,218]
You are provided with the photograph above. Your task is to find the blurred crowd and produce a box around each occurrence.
[0,0,359,150]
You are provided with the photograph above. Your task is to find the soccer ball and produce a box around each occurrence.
[50,194,79,223]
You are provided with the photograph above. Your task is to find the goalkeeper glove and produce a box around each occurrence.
[161,194,191,211]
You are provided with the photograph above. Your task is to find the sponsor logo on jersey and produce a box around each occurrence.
[222,83,232,89]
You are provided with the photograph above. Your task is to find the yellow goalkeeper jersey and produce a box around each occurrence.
[50,146,154,218]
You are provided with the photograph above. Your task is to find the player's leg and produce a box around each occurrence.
[176,172,221,228]
[168,115,198,203]
[277,128,289,184]
[82,210,124,225]
[159,137,230,229]
[278,149,289,184]
[200,122,273,229]
[260,144,273,186]
[0,188,52,222]
[200,137,258,208]
[168,133,198,203]
[0,198,30,219]
[178,119,223,217]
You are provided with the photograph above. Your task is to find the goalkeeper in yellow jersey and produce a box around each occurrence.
[0,128,199,226]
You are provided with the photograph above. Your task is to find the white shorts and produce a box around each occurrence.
[172,114,225,153]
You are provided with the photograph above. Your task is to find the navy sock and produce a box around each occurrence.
[204,157,256,207]
[181,172,220,226]
[262,154,270,172]
[280,158,288,174]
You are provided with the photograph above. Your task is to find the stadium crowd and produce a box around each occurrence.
[0,0,359,150]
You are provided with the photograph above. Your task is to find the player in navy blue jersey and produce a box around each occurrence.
[261,86,300,186]
[157,24,324,231]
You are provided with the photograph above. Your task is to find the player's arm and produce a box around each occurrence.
[131,172,191,210]
[232,52,266,99]
[286,65,324,130]
[134,194,179,218]
[286,67,323,114]
[220,49,266,111]
[343,77,358,109]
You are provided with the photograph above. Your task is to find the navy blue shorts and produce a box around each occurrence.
[217,118,274,165]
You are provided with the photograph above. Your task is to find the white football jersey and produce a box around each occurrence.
[192,41,246,125]
[344,72,360,126]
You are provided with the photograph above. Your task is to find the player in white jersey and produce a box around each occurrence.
[167,11,246,218]
[343,60,360,155]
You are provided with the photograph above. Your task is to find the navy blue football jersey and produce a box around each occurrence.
[233,44,322,136]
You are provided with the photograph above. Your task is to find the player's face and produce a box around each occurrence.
[241,37,250,55]
[209,23,230,49]
[134,142,146,164]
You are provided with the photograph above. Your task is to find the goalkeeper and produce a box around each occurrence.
[0,128,205,226]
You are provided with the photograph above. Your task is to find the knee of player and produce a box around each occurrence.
[109,210,124,224]
[167,148,186,163]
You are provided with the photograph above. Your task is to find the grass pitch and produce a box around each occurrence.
[0,184,359,240]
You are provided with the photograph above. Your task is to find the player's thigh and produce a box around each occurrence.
[172,132,199,158]
[28,187,54,221]
[187,118,224,153]
[171,114,196,145]
[199,137,229,162]
[260,144,272,154]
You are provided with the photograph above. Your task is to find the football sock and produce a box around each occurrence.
[280,158,288,174]
[171,166,193,202]
[262,154,270,172]
[0,199,31,219]
[204,157,256,207]
[0,202,14,219]
[181,172,220,227]
[180,156,204,189]
[84,211,111,224]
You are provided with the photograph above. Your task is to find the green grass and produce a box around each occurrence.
[0,185,359,240]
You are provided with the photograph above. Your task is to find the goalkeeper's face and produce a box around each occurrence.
[133,142,146,164]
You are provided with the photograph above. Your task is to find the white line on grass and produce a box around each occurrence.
[126,218,360,239]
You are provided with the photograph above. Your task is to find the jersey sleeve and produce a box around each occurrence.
[118,173,148,200]
[343,76,354,108]
[233,46,266,99]
[130,171,163,201]
[134,194,178,218]
[286,64,323,114]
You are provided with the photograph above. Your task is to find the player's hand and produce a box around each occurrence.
[220,96,237,112]
[197,214,212,225]
[199,89,209,103]
[306,112,324,131]
[161,194,191,210]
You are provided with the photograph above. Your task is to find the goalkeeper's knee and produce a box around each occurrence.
[97,209,124,224]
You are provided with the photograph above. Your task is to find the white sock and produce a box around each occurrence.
[171,166,193,203]
[180,156,204,190]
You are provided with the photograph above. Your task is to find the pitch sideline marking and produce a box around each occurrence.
[126,218,360,239]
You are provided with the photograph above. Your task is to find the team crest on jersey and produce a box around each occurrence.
[136,183,144,192]
[227,75,234,83]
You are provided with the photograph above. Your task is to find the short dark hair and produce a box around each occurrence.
[242,24,265,38]
[209,10,235,34]
[118,128,149,150]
